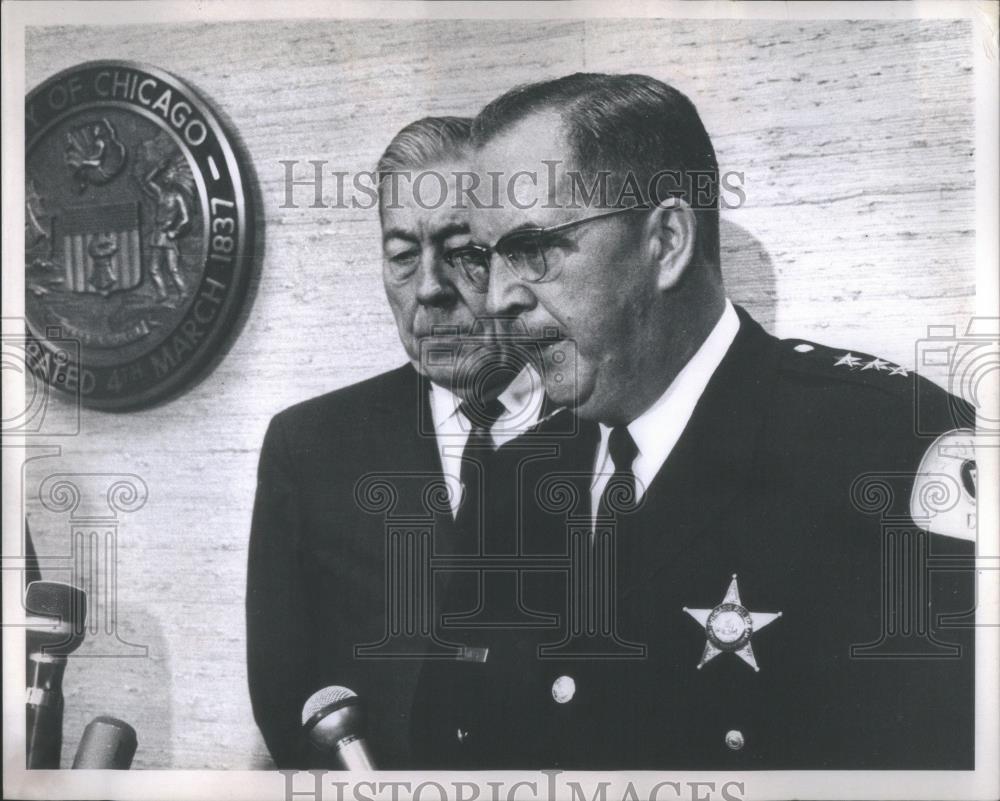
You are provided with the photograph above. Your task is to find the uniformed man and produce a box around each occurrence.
[246,117,558,767]
[411,73,976,769]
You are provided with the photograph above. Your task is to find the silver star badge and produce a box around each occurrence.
[861,358,889,371]
[889,365,909,376]
[684,574,782,672]
[834,353,862,368]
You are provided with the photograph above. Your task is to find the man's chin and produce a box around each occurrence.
[418,364,461,391]
[419,361,512,396]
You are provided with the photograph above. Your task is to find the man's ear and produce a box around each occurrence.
[644,198,697,291]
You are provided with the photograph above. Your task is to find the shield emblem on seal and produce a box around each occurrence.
[57,202,142,296]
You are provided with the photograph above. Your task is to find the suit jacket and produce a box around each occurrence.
[246,363,581,768]
[408,307,976,769]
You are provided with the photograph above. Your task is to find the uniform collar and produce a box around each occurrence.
[594,299,740,497]
[617,303,782,600]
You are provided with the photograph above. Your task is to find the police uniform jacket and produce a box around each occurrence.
[408,306,976,770]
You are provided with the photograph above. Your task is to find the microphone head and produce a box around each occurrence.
[301,686,365,745]
[72,716,137,769]
[302,686,357,724]
[25,581,87,656]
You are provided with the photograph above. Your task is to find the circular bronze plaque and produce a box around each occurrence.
[25,61,253,410]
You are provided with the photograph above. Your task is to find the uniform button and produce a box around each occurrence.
[551,675,576,703]
[794,343,814,353]
[456,727,470,744]
[725,729,745,751]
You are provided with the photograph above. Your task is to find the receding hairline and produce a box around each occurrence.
[376,116,475,217]
[469,72,722,264]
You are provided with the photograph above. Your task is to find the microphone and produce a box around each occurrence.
[72,717,137,769]
[25,580,87,657]
[301,686,376,770]
[25,580,88,769]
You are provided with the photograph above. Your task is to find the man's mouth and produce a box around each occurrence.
[415,324,468,342]
[425,323,462,336]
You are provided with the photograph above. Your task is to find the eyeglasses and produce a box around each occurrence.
[443,205,647,293]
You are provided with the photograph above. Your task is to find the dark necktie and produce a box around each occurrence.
[454,397,506,535]
[597,425,639,519]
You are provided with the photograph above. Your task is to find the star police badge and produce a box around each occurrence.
[683,574,782,672]
[25,61,254,410]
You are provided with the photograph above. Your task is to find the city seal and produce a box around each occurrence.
[25,61,254,409]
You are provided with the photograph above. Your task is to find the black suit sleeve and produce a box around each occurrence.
[246,415,315,768]
[25,521,42,585]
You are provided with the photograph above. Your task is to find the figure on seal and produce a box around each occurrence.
[141,155,194,305]
[64,117,127,193]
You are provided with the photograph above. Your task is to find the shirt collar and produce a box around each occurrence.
[429,363,545,440]
[497,362,537,414]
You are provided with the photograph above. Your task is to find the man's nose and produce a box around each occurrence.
[485,254,536,317]
[415,250,456,306]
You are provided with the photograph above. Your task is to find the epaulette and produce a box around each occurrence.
[778,337,914,397]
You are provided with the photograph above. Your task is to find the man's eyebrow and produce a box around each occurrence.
[381,228,418,245]
[430,223,470,243]
[382,223,470,245]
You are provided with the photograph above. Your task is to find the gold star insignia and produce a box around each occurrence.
[683,575,782,672]
[834,353,862,368]
[861,358,889,371]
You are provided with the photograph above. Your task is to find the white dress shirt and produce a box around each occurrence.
[429,365,546,517]
[590,299,740,523]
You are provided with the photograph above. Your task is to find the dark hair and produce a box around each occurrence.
[376,116,472,211]
[472,73,720,267]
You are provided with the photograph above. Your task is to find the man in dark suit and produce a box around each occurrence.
[246,117,564,767]
[416,73,977,769]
